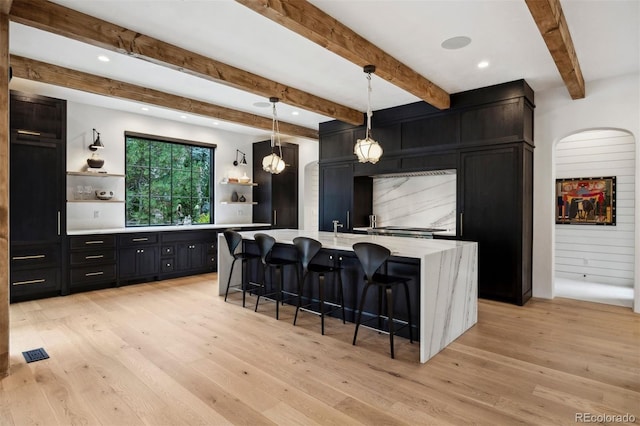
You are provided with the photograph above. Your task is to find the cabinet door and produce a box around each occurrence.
[137,247,158,276]
[176,242,205,271]
[272,168,298,229]
[319,163,353,232]
[118,247,139,278]
[460,147,520,302]
[10,135,62,243]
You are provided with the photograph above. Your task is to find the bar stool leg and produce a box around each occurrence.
[337,269,346,324]
[402,281,414,343]
[352,283,371,346]
[294,271,308,326]
[386,286,395,359]
[224,258,238,302]
[255,264,267,312]
[318,273,325,335]
[275,266,282,320]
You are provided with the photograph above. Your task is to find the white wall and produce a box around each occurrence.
[286,136,319,230]
[65,101,259,230]
[555,130,635,287]
[533,73,640,313]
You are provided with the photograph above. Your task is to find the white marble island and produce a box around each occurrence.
[218,230,478,363]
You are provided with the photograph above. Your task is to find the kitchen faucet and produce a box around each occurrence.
[332,220,343,236]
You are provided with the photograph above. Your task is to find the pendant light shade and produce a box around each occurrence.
[262,97,286,174]
[354,65,383,164]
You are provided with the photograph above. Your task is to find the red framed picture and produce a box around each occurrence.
[555,176,616,225]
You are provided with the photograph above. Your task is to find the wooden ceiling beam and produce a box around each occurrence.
[8,0,363,126]
[0,1,12,15]
[10,55,318,140]
[525,0,585,99]
[236,0,450,110]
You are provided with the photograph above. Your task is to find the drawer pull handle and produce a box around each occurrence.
[17,130,41,136]
[13,278,46,286]
[12,254,45,260]
[85,255,104,259]
[132,237,149,242]
[85,271,104,277]
[85,240,104,245]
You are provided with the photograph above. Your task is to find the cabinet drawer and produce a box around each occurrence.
[10,267,60,294]
[119,233,158,246]
[207,255,216,267]
[161,245,174,256]
[161,259,174,273]
[70,249,116,265]
[207,242,216,253]
[70,264,117,286]
[70,235,116,249]
[11,245,58,267]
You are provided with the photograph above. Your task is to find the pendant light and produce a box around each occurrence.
[262,97,286,174]
[354,65,383,164]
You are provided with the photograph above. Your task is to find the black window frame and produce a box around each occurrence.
[124,131,216,227]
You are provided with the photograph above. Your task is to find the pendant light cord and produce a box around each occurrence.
[366,71,373,140]
[271,101,283,158]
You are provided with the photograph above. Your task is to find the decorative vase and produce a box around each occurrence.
[239,194,246,202]
[231,191,239,202]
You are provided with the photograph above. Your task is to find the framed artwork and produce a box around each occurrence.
[555,176,616,225]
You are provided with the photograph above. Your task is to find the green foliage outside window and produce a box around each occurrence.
[125,135,213,226]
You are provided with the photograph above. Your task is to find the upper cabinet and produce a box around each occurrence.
[252,140,299,229]
[10,91,66,139]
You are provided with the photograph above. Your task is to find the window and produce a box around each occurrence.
[125,132,215,227]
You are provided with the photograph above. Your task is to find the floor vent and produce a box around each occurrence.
[22,348,49,363]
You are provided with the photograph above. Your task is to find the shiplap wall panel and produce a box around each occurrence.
[555,130,635,287]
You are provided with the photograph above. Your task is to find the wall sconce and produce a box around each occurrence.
[233,149,247,166]
[87,128,105,169]
[89,128,105,151]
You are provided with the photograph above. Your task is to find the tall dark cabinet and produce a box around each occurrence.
[252,140,299,229]
[9,91,66,302]
[318,80,534,305]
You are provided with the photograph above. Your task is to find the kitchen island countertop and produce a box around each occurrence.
[219,229,478,363]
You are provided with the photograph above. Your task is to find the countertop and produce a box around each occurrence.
[67,223,270,236]
[237,229,473,258]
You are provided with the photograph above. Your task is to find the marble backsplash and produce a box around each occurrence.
[372,174,457,232]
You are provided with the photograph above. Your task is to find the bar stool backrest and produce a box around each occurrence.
[254,233,276,265]
[352,242,391,282]
[293,237,322,272]
[223,230,243,258]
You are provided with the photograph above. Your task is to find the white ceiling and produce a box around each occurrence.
[8,0,640,140]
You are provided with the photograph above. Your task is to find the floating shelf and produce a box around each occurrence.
[67,199,125,203]
[220,181,257,186]
[220,201,257,205]
[67,171,125,177]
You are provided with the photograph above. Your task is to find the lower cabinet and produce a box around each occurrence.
[68,234,117,292]
[118,233,160,282]
[160,230,217,278]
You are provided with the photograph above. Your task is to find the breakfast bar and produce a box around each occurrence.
[218,230,478,363]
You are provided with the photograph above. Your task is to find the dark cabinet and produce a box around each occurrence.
[68,235,117,292]
[459,144,533,305]
[118,233,159,281]
[252,140,298,228]
[9,91,66,302]
[160,230,217,277]
[319,162,373,232]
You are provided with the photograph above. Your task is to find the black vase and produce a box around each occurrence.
[239,195,246,202]
[231,191,239,202]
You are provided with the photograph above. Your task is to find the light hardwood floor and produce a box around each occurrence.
[1,273,639,425]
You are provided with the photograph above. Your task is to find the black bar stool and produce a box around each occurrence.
[223,230,260,307]
[292,236,346,335]
[254,233,299,319]
[352,242,413,359]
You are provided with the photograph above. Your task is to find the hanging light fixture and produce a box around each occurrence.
[354,65,383,164]
[262,97,286,174]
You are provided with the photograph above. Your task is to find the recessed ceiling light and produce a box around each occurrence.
[180,115,187,119]
[97,55,110,62]
[291,111,299,116]
[477,60,490,69]
[253,101,271,108]
[213,122,219,126]
[141,107,149,111]
[441,36,472,50]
